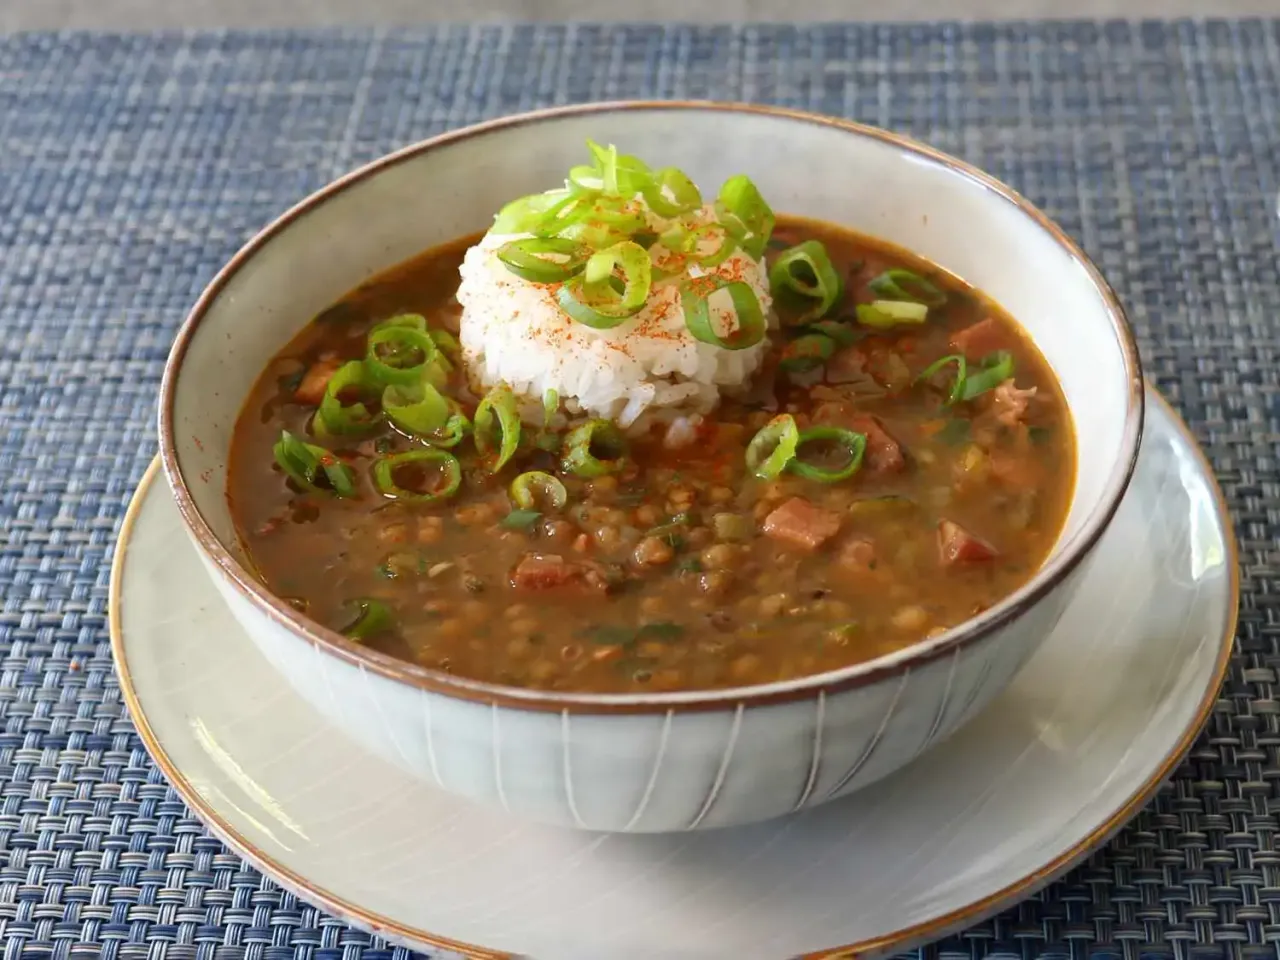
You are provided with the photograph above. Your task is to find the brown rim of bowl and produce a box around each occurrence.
[158,100,1146,714]
[117,386,1235,959]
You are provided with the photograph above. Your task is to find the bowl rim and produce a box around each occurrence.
[158,99,1145,713]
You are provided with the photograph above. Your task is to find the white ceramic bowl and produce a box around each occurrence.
[159,102,1144,833]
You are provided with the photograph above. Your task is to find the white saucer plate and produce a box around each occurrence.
[112,387,1237,960]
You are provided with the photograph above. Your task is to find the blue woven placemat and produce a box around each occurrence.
[1,19,1278,960]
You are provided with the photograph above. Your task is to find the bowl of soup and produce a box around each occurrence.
[159,102,1143,832]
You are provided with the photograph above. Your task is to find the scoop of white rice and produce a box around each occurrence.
[456,201,775,431]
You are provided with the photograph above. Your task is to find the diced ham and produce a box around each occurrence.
[510,553,615,593]
[763,497,842,551]
[294,357,342,405]
[949,318,1006,359]
[848,415,906,474]
[990,379,1037,427]
[937,520,998,565]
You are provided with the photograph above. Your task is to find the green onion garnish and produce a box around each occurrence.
[867,269,947,307]
[855,300,930,329]
[681,277,766,350]
[366,322,440,387]
[562,419,628,477]
[558,239,652,328]
[272,430,357,497]
[916,350,1015,405]
[496,237,592,283]
[491,189,580,236]
[501,508,543,531]
[314,361,382,437]
[745,414,800,480]
[430,329,462,365]
[804,319,860,347]
[641,167,702,218]
[382,379,449,436]
[788,426,867,483]
[769,240,842,319]
[510,471,568,511]
[424,407,472,449]
[372,449,463,503]
[715,174,775,259]
[474,383,521,472]
[778,333,836,373]
[342,598,394,640]
[542,389,559,427]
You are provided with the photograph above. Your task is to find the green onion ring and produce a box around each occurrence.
[804,319,860,347]
[958,350,1015,401]
[382,379,449,436]
[855,300,929,329]
[474,383,521,471]
[372,449,463,503]
[365,324,439,387]
[314,360,382,437]
[681,277,766,350]
[769,240,842,319]
[788,426,867,483]
[342,598,394,640]
[558,240,652,328]
[867,268,948,307]
[915,353,968,405]
[273,430,357,497]
[562,419,628,477]
[778,332,836,372]
[496,237,592,283]
[642,167,702,217]
[715,174,775,260]
[745,414,800,480]
[542,389,559,427]
[510,471,568,511]
[492,190,577,235]
[424,406,472,449]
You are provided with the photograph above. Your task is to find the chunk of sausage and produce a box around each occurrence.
[763,497,842,551]
[989,379,1037,428]
[949,318,1005,359]
[937,520,998,565]
[294,357,342,404]
[511,554,580,590]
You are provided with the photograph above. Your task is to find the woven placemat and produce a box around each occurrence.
[0,19,1277,960]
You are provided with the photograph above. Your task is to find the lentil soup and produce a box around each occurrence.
[227,217,1075,694]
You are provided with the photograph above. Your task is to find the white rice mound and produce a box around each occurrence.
[455,201,775,432]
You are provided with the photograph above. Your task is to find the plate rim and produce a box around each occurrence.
[111,386,1238,960]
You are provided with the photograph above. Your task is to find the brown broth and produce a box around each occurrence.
[227,217,1075,693]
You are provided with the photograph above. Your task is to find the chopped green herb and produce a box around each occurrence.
[637,621,685,642]
[676,556,704,574]
[501,509,543,531]
[579,624,637,646]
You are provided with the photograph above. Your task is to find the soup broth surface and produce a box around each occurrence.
[228,218,1075,693]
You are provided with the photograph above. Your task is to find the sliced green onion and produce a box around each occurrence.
[558,240,652,328]
[496,237,592,283]
[657,221,737,268]
[373,449,462,503]
[562,419,628,477]
[315,361,382,437]
[510,471,568,511]
[779,333,835,373]
[959,351,1015,401]
[855,300,930,329]
[342,599,393,640]
[424,406,472,449]
[716,174,775,259]
[366,324,438,387]
[745,414,800,480]
[788,426,867,483]
[273,430,357,497]
[501,508,543,531]
[769,240,842,319]
[542,389,559,427]
[642,167,702,217]
[474,383,521,471]
[584,141,652,196]
[681,277,766,350]
[492,189,576,234]
[430,329,461,363]
[868,269,947,307]
[383,380,449,436]
[588,140,621,194]
[916,350,1015,406]
[805,319,860,347]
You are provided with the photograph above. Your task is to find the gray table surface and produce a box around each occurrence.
[2,0,1280,31]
